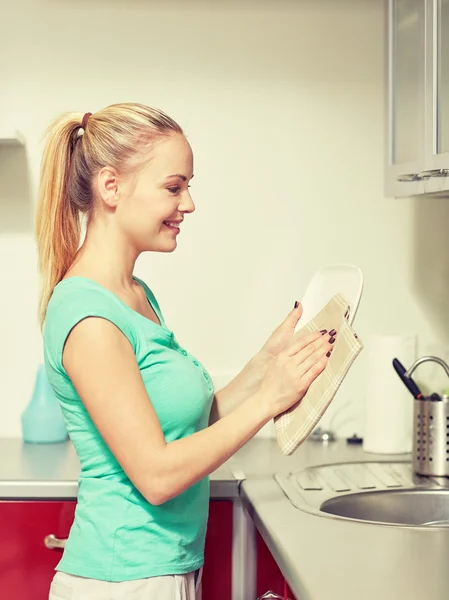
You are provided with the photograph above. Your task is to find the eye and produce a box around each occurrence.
[167,185,191,195]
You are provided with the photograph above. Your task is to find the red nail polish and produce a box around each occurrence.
[330,337,336,344]
[326,351,331,357]
[294,301,299,309]
[320,329,327,335]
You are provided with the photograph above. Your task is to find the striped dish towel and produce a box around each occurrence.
[274,293,363,455]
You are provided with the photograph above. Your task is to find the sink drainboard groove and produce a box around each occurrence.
[274,461,449,529]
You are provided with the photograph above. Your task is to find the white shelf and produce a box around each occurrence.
[0,129,24,146]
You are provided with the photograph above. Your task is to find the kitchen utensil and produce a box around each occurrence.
[392,357,424,399]
[405,356,449,476]
[294,263,363,332]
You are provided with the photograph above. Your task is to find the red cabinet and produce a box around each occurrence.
[0,500,76,600]
[256,529,285,597]
[256,531,298,600]
[0,500,233,600]
[203,500,233,600]
[0,499,296,600]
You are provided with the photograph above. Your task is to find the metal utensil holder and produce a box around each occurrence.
[406,356,449,476]
[414,395,449,476]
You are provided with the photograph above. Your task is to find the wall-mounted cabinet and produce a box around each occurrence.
[386,0,449,197]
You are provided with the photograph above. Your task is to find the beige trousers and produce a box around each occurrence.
[48,568,203,600]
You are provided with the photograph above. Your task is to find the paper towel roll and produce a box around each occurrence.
[363,333,417,454]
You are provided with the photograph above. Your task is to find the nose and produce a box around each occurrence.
[179,190,195,214]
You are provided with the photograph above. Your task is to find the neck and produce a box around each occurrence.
[69,218,139,292]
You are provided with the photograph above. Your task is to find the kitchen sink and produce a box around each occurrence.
[321,489,449,526]
[275,461,449,528]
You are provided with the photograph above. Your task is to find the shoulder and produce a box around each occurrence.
[44,278,137,373]
[46,277,132,327]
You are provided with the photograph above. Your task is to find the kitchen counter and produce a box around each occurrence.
[0,438,239,499]
[1,436,448,600]
[234,439,449,600]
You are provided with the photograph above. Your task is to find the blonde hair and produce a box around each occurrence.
[35,103,183,328]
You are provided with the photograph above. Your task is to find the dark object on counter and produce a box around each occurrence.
[392,357,423,399]
[346,434,363,444]
[430,392,442,401]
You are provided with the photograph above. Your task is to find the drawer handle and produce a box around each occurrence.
[396,173,422,182]
[418,168,449,178]
[44,534,67,550]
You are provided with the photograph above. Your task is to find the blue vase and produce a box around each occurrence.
[21,365,68,443]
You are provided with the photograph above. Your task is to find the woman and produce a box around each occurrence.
[36,103,334,600]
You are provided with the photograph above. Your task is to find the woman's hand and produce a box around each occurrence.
[260,301,304,361]
[259,329,333,419]
[211,301,336,422]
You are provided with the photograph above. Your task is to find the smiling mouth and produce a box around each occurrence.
[163,221,182,230]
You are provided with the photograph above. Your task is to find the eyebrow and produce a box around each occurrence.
[165,174,194,181]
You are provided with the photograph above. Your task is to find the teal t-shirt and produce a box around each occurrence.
[43,276,215,582]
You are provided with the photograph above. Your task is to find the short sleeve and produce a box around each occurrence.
[44,287,137,375]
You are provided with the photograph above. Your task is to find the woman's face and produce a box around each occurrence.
[118,133,195,254]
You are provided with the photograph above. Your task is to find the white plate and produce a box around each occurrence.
[294,264,364,332]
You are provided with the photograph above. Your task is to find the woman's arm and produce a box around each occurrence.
[209,350,270,423]
[63,316,330,506]
[211,302,306,422]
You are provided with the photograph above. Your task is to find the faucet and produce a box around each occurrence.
[405,355,449,379]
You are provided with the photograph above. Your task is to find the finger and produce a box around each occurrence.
[287,327,333,358]
[291,324,338,343]
[296,341,330,372]
[282,301,304,334]
[299,336,331,365]
[286,329,326,357]
[293,301,303,317]
[299,355,328,389]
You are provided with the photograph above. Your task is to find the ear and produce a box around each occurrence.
[97,166,120,208]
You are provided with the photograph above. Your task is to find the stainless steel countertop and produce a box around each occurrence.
[0,438,239,499]
[235,438,449,600]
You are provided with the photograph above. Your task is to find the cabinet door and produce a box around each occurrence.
[202,500,233,600]
[256,532,299,600]
[436,0,449,157]
[386,0,427,197]
[423,0,449,192]
[0,500,232,600]
[0,500,76,600]
[256,530,285,598]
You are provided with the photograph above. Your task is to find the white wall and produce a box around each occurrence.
[1,0,448,440]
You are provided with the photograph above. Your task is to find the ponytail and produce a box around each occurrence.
[35,113,84,328]
[35,103,183,328]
